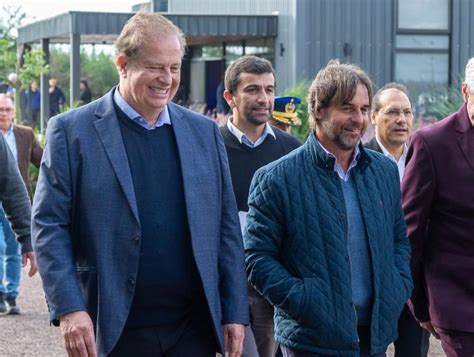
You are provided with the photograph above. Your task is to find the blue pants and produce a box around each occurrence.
[0,208,21,299]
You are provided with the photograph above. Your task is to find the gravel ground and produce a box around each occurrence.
[0,268,445,356]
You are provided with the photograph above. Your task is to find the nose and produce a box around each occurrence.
[159,68,173,85]
[352,108,367,124]
[257,89,271,105]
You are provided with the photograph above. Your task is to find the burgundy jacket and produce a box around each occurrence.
[401,104,474,331]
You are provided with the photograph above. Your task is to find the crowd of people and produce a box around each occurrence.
[0,11,473,357]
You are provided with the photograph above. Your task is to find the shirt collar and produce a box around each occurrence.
[317,139,361,181]
[114,87,171,130]
[226,116,276,148]
[375,135,408,164]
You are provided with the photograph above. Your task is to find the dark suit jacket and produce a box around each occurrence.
[364,137,383,153]
[402,104,474,331]
[32,88,249,356]
[13,124,43,198]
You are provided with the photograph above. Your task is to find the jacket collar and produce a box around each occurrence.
[304,131,371,172]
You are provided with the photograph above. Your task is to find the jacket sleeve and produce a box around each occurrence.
[244,168,306,322]
[214,124,249,325]
[401,131,434,322]
[31,117,86,322]
[0,134,32,253]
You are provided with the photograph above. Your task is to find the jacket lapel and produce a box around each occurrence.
[454,105,474,172]
[92,91,140,224]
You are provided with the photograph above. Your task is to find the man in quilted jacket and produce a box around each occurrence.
[244,60,412,357]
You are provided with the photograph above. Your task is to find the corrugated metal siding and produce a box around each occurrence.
[295,0,394,89]
[18,13,71,44]
[169,0,297,93]
[451,0,474,85]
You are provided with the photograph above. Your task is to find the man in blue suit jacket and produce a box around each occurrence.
[32,12,248,357]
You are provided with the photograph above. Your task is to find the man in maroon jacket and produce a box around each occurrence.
[402,57,474,357]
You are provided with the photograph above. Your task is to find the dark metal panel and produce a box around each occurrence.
[295,0,394,89]
[18,14,71,44]
[451,0,474,85]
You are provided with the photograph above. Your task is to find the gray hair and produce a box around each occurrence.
[465,57,474,93]
[115,12,186,62]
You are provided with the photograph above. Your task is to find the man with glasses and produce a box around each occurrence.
[366,83,429,357]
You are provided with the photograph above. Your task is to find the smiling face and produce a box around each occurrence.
[315,84,369,155]
[115,32,182,123]
[224,72,275,129]
[371,88,413,149]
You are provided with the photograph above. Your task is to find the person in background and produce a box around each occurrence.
[48,78,65,117]
[79,80,92,106]
[269,96,302,133]
[402,57,474,357]
[245,60,412,357]
[0,93,42,314]
[20,81,41,129]
[221,55,301,357]
[366,82,429,357]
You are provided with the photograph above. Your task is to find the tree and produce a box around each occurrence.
[0,5,48,123]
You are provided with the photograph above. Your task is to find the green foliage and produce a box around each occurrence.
[80,50,119,98]
[424,85,464,121]
[283,81,311,142]
[19,49,49,89]
[49,47,119,101]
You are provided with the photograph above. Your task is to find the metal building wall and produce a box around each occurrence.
[168,0,298,93]
[451,0,474,85]
[294,0,394,89]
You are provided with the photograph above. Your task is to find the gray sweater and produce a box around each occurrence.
[0,134,32,253]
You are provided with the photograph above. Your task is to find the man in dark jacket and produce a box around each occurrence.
[220,55,301,357]
[0,129,37,314]
[366,83,429,357]
[245,60,412,356]
[402,57,474,357]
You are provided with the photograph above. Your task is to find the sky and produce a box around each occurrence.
[3,0,140,24]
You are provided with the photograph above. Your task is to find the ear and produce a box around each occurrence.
[223,90,235,108]
[115,55,128,77]
[461,82,470,103]
[370,110,378,125]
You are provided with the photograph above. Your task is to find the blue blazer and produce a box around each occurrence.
[32,89,249,356]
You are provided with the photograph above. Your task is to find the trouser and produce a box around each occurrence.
[243,285,279,357]
[0,208,21,299]
[438,328,474,357]
[109,312,217,357]
[394,305,430,357]
[281,326,386,357]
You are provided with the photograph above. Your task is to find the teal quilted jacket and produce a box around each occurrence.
[244,133,412,356]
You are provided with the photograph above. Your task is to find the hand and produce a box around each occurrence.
[59,311,97,357]
[420,321,440,339]
[22,252,37,277]
[223,324,244,357]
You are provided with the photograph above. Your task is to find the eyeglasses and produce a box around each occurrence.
[0,108,13,113]
[382,109,413,119]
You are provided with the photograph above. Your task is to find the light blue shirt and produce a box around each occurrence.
[226,116,276,148]
[113,87,171,130]
[2,124,18,163]
[317,140,360,182]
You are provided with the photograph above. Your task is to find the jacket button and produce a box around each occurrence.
[133,234,140,243]
[345,256,349,262]
[339,214,345,221]
[352,342,358,348]
[129,279,135,287]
